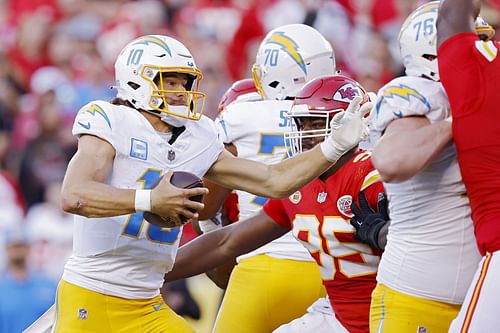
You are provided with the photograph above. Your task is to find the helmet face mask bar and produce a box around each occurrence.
[284,75,368,157]
[285,104,340,157]
[142,66,205,121]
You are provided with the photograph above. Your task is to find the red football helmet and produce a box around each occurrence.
[218,78,259,114]
[284,75,369,156]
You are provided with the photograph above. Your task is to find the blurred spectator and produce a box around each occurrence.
[0,175,25,271]
[18,79,75,207]
[6,10,53,90]
[0,227,56,333]
[26,181,73,281]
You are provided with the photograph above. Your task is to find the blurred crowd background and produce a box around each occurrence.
[0,0,498,332]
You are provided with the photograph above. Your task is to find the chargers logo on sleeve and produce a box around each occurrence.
[85,104,112,129]
[375,84,431,118]
[265,32,307,75]
[130,138,148,160]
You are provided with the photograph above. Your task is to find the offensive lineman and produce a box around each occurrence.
[368,2,481,332]
[199,24,334,332]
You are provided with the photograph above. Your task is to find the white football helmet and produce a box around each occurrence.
[252,24,336,101]
[114,35,206,126]
[398,1,440,81]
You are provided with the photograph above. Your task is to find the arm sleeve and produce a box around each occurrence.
[438,33,487,117]
[263,198,292,230]
[72,101,116,148]
[362,181,386,211]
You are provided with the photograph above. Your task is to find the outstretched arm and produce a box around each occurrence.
[437,0,480,47]
[165,210,288,282]
[206,98,371,198]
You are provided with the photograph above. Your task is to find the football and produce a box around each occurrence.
[143,171,204,228]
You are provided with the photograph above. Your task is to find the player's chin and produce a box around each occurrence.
[301,139,320,151]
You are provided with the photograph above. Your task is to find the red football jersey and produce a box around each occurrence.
[438,32,500,255]
[263,151,384,333]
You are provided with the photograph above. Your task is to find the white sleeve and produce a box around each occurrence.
[72,101,117,147]
[370,80,449,143]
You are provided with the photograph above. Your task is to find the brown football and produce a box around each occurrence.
[143,171,204,228]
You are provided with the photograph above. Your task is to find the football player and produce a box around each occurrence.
[197,24,336,333]
[437,0,500,331]
[48,34,369,332]
[166,75,383,333]
[368,2,481,332]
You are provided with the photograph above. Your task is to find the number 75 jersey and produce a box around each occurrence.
[263,151,384,333]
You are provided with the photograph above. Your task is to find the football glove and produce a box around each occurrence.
[350,191,389,250]
[320,97,371,162]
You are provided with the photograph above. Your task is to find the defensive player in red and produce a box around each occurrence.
[437,0,500,332]
[165,75,384,333]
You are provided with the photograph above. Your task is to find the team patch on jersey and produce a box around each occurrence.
[130,138,148,160]
[337,195,353,218]
[289,191,302,204]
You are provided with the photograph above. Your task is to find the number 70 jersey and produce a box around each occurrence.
[263,151,384,333]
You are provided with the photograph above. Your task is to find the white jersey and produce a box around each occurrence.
[63,100,223,299]
[217,99,312,262]
[370,77,481,303]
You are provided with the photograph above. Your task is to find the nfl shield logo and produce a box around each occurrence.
[317,192,327,203]
[168,149,176,161]
[78,308,88,320]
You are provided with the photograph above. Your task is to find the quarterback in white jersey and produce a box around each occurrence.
[368,3,481,333]
[43,32,369,333]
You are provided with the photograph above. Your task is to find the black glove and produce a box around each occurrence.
[350,191,389,250]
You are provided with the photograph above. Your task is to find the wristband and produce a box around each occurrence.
[135,189,151,212]
[320,140,341,163]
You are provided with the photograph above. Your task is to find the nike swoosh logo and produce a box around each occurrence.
[78,121,91,129]
[393,111,403,118]
[153,305,161,311]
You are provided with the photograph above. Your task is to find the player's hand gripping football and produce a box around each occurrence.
[320,96,372,162]
[150,171,208,227]
[350,191,389,250]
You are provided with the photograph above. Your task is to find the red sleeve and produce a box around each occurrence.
[263,198,292,230]
[438,32,482,116]
[360,181,385,212]
[226,5,264,80]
